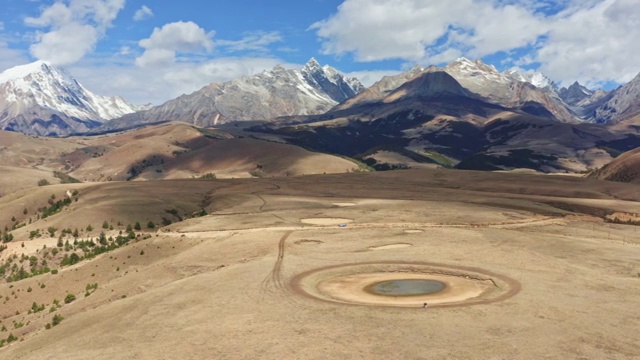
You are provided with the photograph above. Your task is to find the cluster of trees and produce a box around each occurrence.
[0,253,52,282]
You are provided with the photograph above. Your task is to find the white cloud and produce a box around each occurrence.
[346,70,402,87]
[0,30,29,72]
[30,24,98,65]
[69,57,289,105]
[536,0,640,87]
[133,5,153,21]
[118,45,132,55]
[215,31,282,53]
[23,0,125,65]
[312,0,640,87]
[136,21,214,67]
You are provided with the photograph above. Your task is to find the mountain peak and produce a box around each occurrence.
[303,57,322,72]
[0,60,143,135]
[0,60,58,84]
[385,70,471,103]
[447,57,500,75]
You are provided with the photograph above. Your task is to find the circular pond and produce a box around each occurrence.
[367,279,446,296]
[290,262,520,308]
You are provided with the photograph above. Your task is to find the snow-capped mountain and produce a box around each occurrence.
[100,58,364,131]
[330,57,578,123]
[504,68,556,90]
[0,61,146,136]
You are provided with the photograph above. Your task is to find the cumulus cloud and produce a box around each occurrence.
[312,0,640,87]
[133,5,153,21]
[24,0,125,65]
[536,0,640,87]
[136,21,214,67]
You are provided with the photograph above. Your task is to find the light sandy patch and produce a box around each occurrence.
[316,272,491,307]
[2,237,59,258]
[404,229,424,234]
[369,243,412,251]
[332,202,356,207]
[301,218,353,225]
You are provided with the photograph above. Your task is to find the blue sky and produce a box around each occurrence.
[0,0,638,104]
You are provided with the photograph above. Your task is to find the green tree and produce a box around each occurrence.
[134,222,141,231]
[147,221,155,229]
[102,221,109,229]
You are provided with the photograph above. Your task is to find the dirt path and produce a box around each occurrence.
[271,230,293,290]
[165,216,567,238]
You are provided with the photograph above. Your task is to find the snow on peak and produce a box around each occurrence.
[0,61,65,84]
[505,68,555,89]
[0,61,143,123]
[303,57,321,71]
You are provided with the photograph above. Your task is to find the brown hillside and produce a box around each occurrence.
[0,169,639,359]
[68,123,359,181]
[590,147,640,184]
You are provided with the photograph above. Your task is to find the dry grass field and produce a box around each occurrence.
[0,168,639,359]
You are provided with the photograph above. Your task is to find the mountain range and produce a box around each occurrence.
[1,56,639,175]
[2,57,640,136]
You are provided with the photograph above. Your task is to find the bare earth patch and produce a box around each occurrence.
[300,218,353,225]
[404,229,424,234]
[369,243,412,251]
[332,202,356,207]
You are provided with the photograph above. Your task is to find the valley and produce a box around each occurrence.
[0,31,639,359]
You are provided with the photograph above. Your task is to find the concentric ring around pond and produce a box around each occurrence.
[290,262,520,308]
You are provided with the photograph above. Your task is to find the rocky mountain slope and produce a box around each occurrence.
[97,59,364,132]
[0,61,145,136]
[330,58,579,124]
[593,72,640,124]
[254,68,638,173]
[443,58,577,123]
[559,82,594,106]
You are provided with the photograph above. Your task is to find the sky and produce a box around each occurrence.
[0,0,639,105]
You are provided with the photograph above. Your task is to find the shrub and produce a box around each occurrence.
[102,221,109,229]
[64,293,76,304]
[37,179,50,186]
[134,222,141,231]
[52,314,64,326]
[147,221,155,229]
[86,225,93,232]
